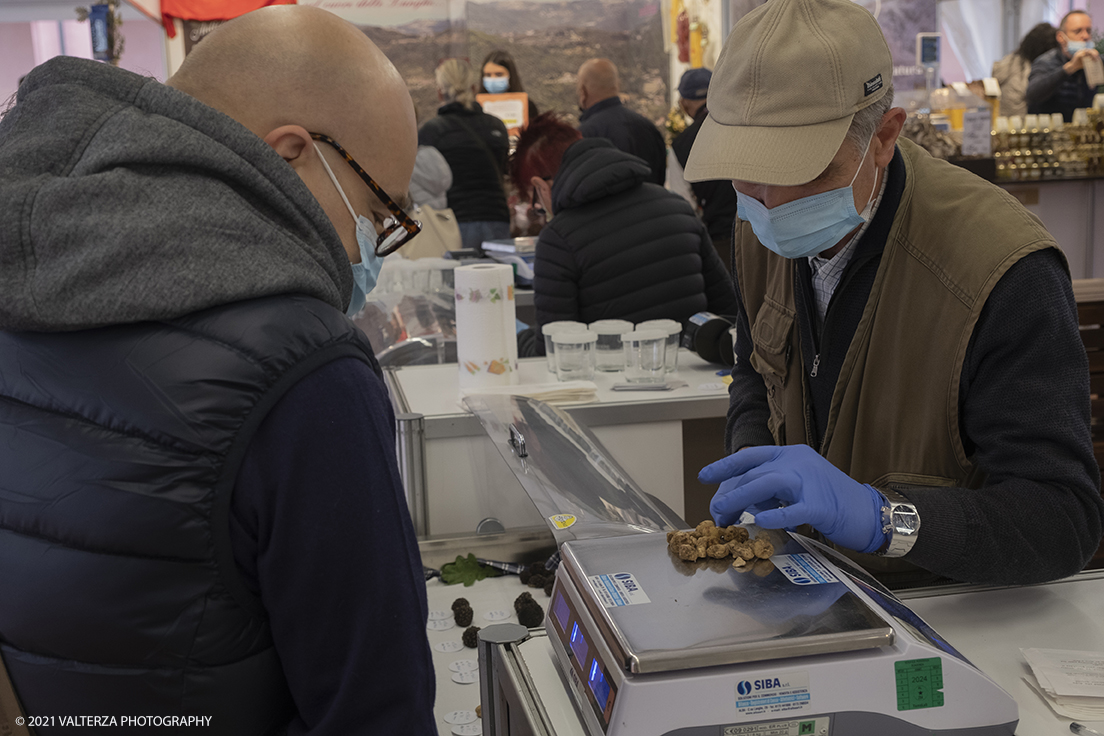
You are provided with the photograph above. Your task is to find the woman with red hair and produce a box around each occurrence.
[512,113,737,357]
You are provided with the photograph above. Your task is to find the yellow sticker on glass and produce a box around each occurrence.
[549,514,577,529]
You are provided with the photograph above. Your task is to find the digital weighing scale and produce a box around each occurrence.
[544,533,1017,736]
[463,395,1018,736]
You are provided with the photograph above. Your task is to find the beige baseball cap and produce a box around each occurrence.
[684,0,892,186]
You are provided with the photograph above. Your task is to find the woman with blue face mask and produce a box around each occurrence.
[480,50,540,122]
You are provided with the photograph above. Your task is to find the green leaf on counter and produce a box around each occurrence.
[440,553,503,587]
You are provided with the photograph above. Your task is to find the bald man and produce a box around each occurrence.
[0,7,435,734]
[576,58,667,185]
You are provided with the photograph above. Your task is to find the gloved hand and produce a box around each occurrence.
[699,445,886,554]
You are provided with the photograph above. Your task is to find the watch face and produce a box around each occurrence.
[892,507,920,535]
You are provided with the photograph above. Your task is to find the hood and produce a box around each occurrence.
[0,56,352,332]
[550,138,650,212]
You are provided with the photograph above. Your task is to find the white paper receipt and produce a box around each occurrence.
[774,554,839,585]
[588,572,651,607]
[1022,648,1104,697]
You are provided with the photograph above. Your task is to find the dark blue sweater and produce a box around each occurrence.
[232,358,436,735]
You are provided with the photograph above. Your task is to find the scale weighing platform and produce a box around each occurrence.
[479,532,1017,736]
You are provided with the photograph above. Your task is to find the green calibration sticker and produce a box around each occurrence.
[895,658,944,710]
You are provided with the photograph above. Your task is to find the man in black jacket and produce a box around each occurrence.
[577,58,667,186]
[0,7,435,733]
[671,67,737,272]
[511,114,737,356]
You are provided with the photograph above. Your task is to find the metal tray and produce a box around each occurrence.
[562,533,894,674]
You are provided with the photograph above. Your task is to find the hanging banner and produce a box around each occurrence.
[851,0,938,90]
[297,0,450,28]
[311,0,668,135]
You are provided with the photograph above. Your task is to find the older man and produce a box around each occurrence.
[577,58,667,185]
[685,0,1102,587]
[0,7,434,733]
[1027,10,1100,122]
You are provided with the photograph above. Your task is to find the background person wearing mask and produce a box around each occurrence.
[1026,10,1100,122]
[480,49,539,123]
[420,58,511,250]
[512,112,737,357]
[0,7,435,732]
[671,67,738,272]
[991,23,1059,117]
[685,0,1102,587]
[577,58,667,186]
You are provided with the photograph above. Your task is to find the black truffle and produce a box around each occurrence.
[462,625,481,648]
[518,568,532,585]
[454,605,474,627]
[451,597,470,613]
[513,592,534,610]
[516,600,545,628]
[544,578,554,597]
[528,573,546,589]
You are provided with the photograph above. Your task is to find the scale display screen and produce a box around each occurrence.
[554,591,571,630]
[589,659,612,711]
[571,621,590,664]
[550,586,618,731]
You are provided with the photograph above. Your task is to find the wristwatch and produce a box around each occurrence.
[875,486,921,558]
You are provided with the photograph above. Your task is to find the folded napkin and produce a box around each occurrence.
[458,380,598,409]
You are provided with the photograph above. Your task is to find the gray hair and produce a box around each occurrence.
[844,83,895,151]
[436,58,478,109]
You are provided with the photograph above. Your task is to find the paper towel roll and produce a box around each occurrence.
[455,263,519,389]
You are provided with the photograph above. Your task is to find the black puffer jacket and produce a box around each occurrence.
[417,102,509,224]
[521,138,737,356]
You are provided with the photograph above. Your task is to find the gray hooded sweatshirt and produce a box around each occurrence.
[0,55,352,332]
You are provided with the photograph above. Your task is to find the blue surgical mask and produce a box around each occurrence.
[736,135,877,259]
[1067,40,1091,54]
[483,76,510,94]
[313,142,384,317]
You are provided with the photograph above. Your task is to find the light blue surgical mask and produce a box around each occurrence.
[483,76,510,94]
[1067,40,1091,54]
[736,134,877,259]
[314,142,383,317]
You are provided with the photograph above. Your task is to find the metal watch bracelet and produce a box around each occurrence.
[875,486,921,557]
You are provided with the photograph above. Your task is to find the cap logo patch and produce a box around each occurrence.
[864,74,883,96]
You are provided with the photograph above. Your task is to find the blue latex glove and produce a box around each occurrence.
[699,445,887,554]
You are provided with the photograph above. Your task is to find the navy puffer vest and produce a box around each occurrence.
[0,295,380,734]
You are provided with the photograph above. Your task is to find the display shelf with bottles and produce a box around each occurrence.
[993,109,1103,182]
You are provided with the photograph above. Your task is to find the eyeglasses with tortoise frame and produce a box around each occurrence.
[309,132,421,257]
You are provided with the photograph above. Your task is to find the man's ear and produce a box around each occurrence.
[263,125,314,169]
[873,108,907,169]
[531,176,554,217]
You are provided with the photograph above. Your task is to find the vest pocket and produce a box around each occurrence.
[748,300,795,444]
